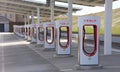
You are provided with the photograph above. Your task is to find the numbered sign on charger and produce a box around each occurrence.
[78,16,100,65]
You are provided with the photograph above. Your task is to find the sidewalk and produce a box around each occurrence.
[1,32,120,72]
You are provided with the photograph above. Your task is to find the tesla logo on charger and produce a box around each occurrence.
[84,19,96,23]
[60,22,69,25]
[47,24,54,27]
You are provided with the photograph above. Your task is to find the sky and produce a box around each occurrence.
[24,0,120,15]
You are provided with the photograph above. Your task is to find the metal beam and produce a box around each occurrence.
[0,0,71,12]
[0,7,29,15]
[0,6,61,17]
[0,4,66,16]
[0,9,49,20]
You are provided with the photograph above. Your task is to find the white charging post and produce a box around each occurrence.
[19,26,23,37]
[21,25,25,37]
[13,25,16,34]
[31,24,37,43]
[36,24,44,45]
[14,25,18,35]
[78,16,100,66]
[18,26,21,36]
[43,22,55,49]
[55,20,71,55]
[24,25,27,39]
[27,24,31,41]
[24,25,26,37]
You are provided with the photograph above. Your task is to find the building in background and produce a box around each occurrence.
[0,11,24,32]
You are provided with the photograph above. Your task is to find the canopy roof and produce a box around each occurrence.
[0,0,80,16]
[0,0,116,22]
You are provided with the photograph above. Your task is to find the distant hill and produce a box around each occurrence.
[55,8,120,35]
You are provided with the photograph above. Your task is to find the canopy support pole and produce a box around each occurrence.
[68,0,72,55]
[50,0,54,22]
[104,0,113,55]
[37,7,40,44]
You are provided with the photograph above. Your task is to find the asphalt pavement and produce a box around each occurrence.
[0,32,120,72]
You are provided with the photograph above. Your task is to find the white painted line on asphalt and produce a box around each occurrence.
[27,45,41,56]
[27,45,69,72]
[0,32,14,35]
[104,66,120,69]
[28,45,74,72]
[2,46,5,72]
[60,69,73,71]
[1,35,5,72]
[0,41,30,46]
[112,48,120,52]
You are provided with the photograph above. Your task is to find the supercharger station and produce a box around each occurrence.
[55,20,70,55]
[14,25,18,35]
[16,26,20,36]
[24,25,27,39]
[21,25,25,37]
[27,25,31,41]
[31,24,37,43]
[43,22,55,49]
[14,25,24,37]
[36,24,44,45]
[17,26,20,36]
[13,25,17,34]
[78,16,101,67]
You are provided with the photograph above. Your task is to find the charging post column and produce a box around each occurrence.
[24,25,27,39]
[43,22,55,49]
[19,26,22,37]
[13,25,16,34]
[78,16,101,68]
[55,20,71,55]
[36,24,44,45]
[15,26,18,35]
[27,25,31,41]
[31,24,37,43]
[21,25,25,37]
[18,26,20,36]
[25,25,28,39]
[26,25,29,39]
